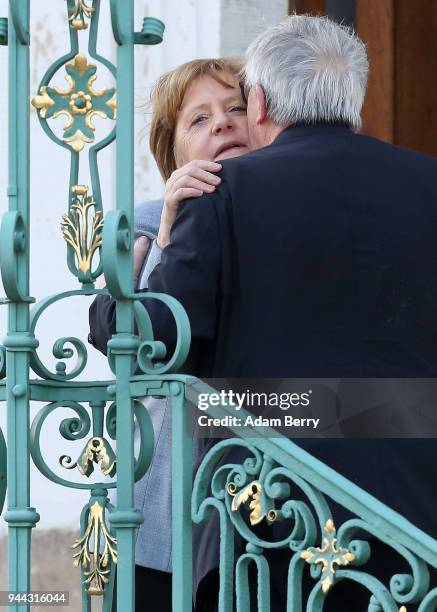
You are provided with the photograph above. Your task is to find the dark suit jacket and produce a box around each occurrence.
[90,123,437,556]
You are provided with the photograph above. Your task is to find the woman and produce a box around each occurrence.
[134,57,249,263]
[89,57,250,611]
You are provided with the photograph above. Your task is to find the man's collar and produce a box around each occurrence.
[272,122,353,145]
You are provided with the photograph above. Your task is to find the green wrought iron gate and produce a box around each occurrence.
[0,2,437,612]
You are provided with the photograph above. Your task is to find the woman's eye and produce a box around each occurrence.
[191,115,208,126]
[230,106,247,113]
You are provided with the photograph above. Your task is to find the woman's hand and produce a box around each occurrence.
[157,160,222,249]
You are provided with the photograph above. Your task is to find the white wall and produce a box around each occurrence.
[220,0,288,55]
[0,0,287,531]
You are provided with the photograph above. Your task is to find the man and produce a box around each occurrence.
[91,15,437,610]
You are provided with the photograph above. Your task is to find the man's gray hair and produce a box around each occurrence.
[243,14,369,129]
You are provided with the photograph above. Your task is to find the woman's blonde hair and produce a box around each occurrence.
[149,58,243,181]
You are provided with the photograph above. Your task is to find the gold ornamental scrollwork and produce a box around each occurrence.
[72,501,117,596]
[60,435,116,477]
[31,54,116,153]
[61,185,103,275]
[227,480,277,526]
[31,86,55,118]
[68,0,95,31]
[300,519,355,593]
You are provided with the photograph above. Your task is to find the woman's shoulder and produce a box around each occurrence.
[134,198,164,239]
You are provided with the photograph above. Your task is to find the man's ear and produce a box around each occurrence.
[255,84,267,124]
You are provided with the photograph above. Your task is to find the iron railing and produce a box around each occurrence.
[0,2,436,611]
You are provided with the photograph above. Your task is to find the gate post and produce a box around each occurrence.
[1,2,40,610]
[105,2,142,610]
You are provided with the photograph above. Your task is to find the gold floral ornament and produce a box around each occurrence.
[68,0,95,30]
[301,519,355,593]
[72,501,117,596]
[31,53,117,152]
[70,91,92,114]
[227,481,277,526]
[61,185,103,276]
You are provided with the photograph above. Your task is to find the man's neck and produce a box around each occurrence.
[259,122,284,147]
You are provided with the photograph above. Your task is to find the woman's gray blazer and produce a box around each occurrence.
[132,199,174,572]
[119,198,198,572]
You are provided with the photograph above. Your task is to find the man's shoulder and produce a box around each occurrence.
[357,133,436,163]
[216,146,279,191]
[355,134,437,187]
[219,130,437,179]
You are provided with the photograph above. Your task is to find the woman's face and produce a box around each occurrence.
[174,74,249,167]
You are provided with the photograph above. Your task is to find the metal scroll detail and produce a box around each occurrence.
[228,480,277,526]
[72,497,117,596]
[61,185,103,277]
[30,399,154,491]
[29,395,155,601]
[191,432,437,612]
[3,0,186,607]
[68,0,95,31]
[31,53,116,153]
[61,436,116,478]
[300,519,355,593]
[2,0,169,608]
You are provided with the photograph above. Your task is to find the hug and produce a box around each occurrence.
[89,13,437,612]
